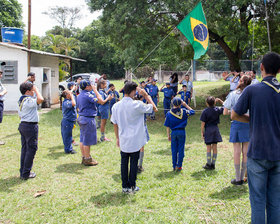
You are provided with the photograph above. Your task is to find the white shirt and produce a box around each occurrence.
[0,81,6,101]
[181,80,193,91]
[251,78,260,85]
[111,97,153,153]
[18,96,39,122]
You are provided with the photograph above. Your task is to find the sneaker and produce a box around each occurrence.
[132,186,140,192]
[21,172,36,180]
[0,141,5,145]
[103,137,111,142]
[137,166,144,173]
[83,158,98,166]
[203,163,212,170]
[69,150,77,154]
[176,167,182,172]
[72,141,79,146]
[122,188,133,194]
[211,164,215,170]
[231,179,243,185]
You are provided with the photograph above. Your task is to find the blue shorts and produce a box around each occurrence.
[229,120,250,143]
[99,108,109,119]
[78,116,97,146]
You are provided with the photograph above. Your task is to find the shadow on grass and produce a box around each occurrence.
[155,170,180,179]
[55,163,89,174]
[0,176,24,192]
[89,192,135,208]
[4,132,19,138]
[46,145,66,160]
[153,147,171,156]
[209,185,248,200]
[112,173,121,183]
[191,170,218,180]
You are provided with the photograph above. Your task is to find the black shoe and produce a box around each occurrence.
[137,166,144,173]
[70,150,77,154]
[203,163,212,170]
[231,179,243,185]
[211,164,215,170]
[21,172,36,180]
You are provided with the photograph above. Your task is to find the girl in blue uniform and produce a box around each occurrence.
[177,85,191,105]
[97,79,113,142]
[164,97,195,171]
[160,83,175,116]
[61,90,77,154]
[223,75,252,185]
[200,96,224,170]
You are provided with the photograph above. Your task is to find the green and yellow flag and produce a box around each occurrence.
[177,2,209,59]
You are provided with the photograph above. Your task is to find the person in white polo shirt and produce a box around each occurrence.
[111,81,158,194]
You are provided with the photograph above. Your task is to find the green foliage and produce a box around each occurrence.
[0,0,23,28]
[23,35,43,50]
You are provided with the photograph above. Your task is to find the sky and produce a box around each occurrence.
[17,0,102,37]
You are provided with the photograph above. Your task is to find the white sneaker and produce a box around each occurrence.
[122,188,132,194]
[132,186,140,192]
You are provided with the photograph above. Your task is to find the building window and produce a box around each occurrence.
[0,61,18,84]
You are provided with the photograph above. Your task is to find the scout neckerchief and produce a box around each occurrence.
[262,76,280,93]
[170,108,183,119]
[18,95,31,111]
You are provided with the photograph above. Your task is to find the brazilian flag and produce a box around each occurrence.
[177,2,209,59]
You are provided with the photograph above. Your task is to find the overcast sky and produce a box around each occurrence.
[17,0,102,37]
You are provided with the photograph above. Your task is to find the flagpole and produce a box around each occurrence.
[265,0,272,52]
[130,26,177,78]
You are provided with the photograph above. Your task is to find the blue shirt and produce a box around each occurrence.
[108,90,120,105]
[178,90,190,102]
[200,107,224,127]
[164,108,195,131]
[181,80,193,92]
[62,99,77,122]
[233,76,280,161]
[98,89,109,112]
[161,87,175,99]
[77,90,98,117]
[147,84,159,97]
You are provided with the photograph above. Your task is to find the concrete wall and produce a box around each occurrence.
[0,46,28,111]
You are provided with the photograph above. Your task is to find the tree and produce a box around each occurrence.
[0,0,23,33]
[43,6,82,37]
[87,0,280,71]
[60,37,80,56]
[23,35,42,50]
[42,34,64,54]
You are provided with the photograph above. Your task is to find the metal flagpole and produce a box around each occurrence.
[130,26,177,82]
[264,0,272,52]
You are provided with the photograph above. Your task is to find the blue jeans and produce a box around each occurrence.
[61,119,74,153]
[171,130,186,168]
[247,157,280,224]
[151,97,157,118]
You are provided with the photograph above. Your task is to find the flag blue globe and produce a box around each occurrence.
[193,24,208,41]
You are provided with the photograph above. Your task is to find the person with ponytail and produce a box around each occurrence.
[223,74,252,185]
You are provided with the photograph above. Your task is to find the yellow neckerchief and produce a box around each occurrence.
[170,109,183,119]
[19,97,31,111]
[262,81,280,93]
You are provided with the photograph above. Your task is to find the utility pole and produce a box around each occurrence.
[27,0,31,72]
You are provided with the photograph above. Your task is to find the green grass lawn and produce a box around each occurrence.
[0,80,251,224]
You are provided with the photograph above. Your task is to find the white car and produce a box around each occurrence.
[59,73,101,94]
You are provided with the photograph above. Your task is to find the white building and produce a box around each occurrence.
[0,42,85,111]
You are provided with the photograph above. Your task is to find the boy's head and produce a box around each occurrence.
[185,74,190,81]
[172,97,182,108]
[206,96,215,108]
[20,82,33,95]
[261,52,280,76]
[27,72,36,82]
[166,82,170,88]
[140,81,145,87]
[80,80,91,90]
[102,74,107,80]
[152,79,157,85]
[124,81,138,97]
[76,76,82,84]
[67,82,75,90]
[61,90,71,99]
[182,85,187,90]
[97,79,107,90]
[109,83,115,90]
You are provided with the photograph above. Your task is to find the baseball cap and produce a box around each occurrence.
[67,82,75,89]
[152,79,157,82]
[172,97,182,106]
[166,82,170,85]
[80,80,91,90]
[27,72,35,77]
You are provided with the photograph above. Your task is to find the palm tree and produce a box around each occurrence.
[42,34,64,54]
[60,37,80,55]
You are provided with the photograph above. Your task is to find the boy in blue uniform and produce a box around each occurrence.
[177,85,191,105]
[97,79,113,141]
[160,82,175,116]
[77,80,112,166]
[147,79,159,120]
[18,82,44,180]
[107,83,120,114]
[164,97,195,171]
[61,90,77,154]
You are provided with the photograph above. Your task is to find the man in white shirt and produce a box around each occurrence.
[111,81,158,194]
[0,69,7,145]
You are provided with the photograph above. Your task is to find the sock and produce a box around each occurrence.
[212,153,217,165]
[138,151,144,167]
[234,164,241,181]
[207,152,211,165]
[97,117,101,127]
[101,132,105,139]
[240,162,247,180]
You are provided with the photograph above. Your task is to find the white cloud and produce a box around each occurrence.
[17,0,101,36]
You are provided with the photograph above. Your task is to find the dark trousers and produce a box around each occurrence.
[61,119,74,153]
[120,150,140,188]
[18,122,38,178]
[0,101,3,123]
